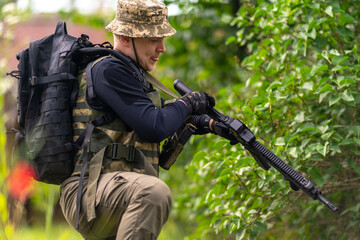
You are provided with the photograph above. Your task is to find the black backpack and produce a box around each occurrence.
[10,21,127,185]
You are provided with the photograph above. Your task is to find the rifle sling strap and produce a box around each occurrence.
[144,71,179,99]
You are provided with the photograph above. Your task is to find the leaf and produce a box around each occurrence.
[236,229,246,240]
[254,9,267,19]
[352,44,358,54]
[275,137,285,146]
[317,83,333,93]
[331,65,349,71]
[329,95,340,106]
[325,6,333,17]
[226,36,237,45]
[316,142,329,157]
[319,92,329,103]
[348,158,360,175]
[329,144,341,153]
[340,90,355,102]
[354,138,360,146]
[294,112,305,123]
[340,138,354,146]
[297,123,316,133]
[321,132,333,141]
[210,200,222,210]
[317,125,328,134]
[257,179,265,189]
[300,66,312,76]
[310,64,328,76]
[213,140,229,149]
[267,81,282,90]
[333,55,349,65]
[252,221,267,234]
[246,73,261,86]
[309,167,325,186]
[302,81,313,91]
[219,168,233,177]
[300,138,311,150]
[309,3,320,10]
[339,13,356,24]
[354,54,360,63]
[227,184,238,198]
[250,97,264,105]
[288,147,300,158]
[271,182,282,195]
[309,28,316,39]
[338,77,357,87]
[193,151,207,163]
[321,50,331,62]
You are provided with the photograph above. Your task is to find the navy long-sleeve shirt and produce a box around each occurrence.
[90,57,189,143]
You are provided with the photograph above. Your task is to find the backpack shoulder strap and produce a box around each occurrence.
[85,55,112,100]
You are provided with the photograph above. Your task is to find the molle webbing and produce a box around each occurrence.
[72,73,161,177]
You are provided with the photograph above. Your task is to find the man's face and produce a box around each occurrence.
[133,37,166,72]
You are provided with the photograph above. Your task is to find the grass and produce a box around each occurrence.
[9,219,186,240]
[11,223,82,240]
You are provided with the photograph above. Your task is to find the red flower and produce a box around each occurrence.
[6,161,36,202]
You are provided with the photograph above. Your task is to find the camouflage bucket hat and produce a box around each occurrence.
[105,0,176,38]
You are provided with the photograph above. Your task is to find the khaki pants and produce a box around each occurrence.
[59,172,172,240]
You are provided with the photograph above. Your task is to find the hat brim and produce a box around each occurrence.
[105,19,176,38]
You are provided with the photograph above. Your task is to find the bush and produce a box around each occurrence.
[173,0,360,239]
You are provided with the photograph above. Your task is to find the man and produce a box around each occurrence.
[59,0,215,239]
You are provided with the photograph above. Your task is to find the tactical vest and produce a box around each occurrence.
[72,58,162,178]
[70,55,168,226]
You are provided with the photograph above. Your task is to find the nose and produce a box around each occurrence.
[157,39,166,53]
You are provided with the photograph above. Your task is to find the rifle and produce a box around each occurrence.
[174,79,338,213]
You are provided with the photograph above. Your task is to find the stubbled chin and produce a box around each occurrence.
[147,64,156,72]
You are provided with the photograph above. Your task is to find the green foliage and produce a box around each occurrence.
[3,0,360,239]
[0,2,19,239]
[29,183,60,239]
[58,8,113,32]
[12,223,82,240]
[157,0,244,92]
[0,0,13,12]
[0,86,13,239]
[168,0,360,239]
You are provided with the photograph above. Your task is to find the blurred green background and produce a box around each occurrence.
[1,0,359,239]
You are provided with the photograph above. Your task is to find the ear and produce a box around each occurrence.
[120,36,132,47]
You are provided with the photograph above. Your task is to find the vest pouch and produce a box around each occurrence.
[160,122,195,170]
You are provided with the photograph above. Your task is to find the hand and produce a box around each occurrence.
[191,115,212,135]
[180,91,215,115]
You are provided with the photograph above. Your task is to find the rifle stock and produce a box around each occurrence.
[173,79,338,212]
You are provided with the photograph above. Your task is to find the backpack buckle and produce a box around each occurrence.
[111,143,135,162]
[111,143,118,159]
[128,146,135,161]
